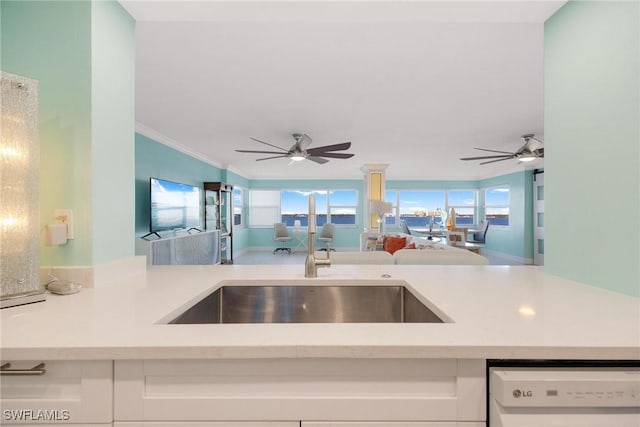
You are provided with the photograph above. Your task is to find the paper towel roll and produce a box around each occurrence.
[46,223,68,246]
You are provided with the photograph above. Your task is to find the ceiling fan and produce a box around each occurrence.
[460,134,544,165]
[235,133,354,164]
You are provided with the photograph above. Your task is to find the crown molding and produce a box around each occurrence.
[135,122,225,170]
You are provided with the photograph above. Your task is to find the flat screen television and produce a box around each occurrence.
[149,177,201,233]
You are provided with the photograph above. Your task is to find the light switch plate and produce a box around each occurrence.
[54,209,74,239]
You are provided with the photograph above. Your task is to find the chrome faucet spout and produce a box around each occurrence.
[305,194,331,278]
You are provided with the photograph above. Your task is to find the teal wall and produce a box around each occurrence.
[135,133,224,236]
[545,1,640,296]
[2,0,92,266]
[91,1,135,264]
[1,0,135,267]
[135,134,258,256]
[479,171,534,261]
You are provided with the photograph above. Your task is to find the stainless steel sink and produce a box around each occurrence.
[167,282,444,324]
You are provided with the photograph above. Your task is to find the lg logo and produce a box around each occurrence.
[513,389,533,398]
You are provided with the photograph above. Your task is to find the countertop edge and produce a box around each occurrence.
[2,345,639,361]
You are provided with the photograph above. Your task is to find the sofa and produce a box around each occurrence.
[316,232,489,265]
[391,246,489,265]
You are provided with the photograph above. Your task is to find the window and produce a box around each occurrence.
[233,187,244,228]
[385,190,446,228]
[249,190,280,227]
[280,189,357,227]
[484,186,510,226]
[384,190,397,225]
[281,190,323,226]
[327,190,357,226]
[447,190,476,225]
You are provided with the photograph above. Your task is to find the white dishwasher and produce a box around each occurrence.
[488,363,640,427]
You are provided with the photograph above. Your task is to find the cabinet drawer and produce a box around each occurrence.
[0,425,110,427]
[114,359,485,422]
[115,423,298,426]
[0,360,112,424]
[303,423,486,427]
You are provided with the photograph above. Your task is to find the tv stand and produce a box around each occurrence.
[135,230,221,265]
[140,231,162,240]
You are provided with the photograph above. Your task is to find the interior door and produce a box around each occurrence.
[533,171,544,265]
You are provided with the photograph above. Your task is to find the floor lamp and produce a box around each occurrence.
[370,201,393,234]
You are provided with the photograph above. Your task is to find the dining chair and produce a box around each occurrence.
[467,220,489,244]
[317,223,335,251]
[273,223,293,254]
[400,219,412,235]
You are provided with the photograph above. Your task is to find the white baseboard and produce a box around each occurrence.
[40,256,147,288]
[234,247,250,257]
[482,248,533,265]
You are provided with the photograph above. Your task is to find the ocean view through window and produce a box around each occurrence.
[281,189,358,226]
[233,187,244,227]
[385,189,477,228]
[484,186,510,226]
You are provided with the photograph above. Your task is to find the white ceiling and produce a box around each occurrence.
[121,0,566,180]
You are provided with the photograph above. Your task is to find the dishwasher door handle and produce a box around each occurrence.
[0,362,47,376]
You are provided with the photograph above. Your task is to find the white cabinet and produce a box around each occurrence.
[114,359,485,423]
[115,423,297,427]
[303,423,485,427]
[135,230,220,265]
[0,360,112,424]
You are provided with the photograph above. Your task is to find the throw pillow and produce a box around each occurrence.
[405,242,416,249]
[384,236,406,254]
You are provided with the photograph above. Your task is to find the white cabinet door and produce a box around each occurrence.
[0,425,111,427]
[114,423,298,427]
[0,360,112,424]
[302,423,485,427]
[114,359,485,422]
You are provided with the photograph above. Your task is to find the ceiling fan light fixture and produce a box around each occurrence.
[518,153,537,162]
[461,134,543,165]
[238,133,353,164]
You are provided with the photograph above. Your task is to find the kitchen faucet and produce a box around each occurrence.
[305,194,331,278]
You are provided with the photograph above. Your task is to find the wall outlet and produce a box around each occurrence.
[54,209,74,239]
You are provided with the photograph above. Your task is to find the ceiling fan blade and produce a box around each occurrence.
[307,142,351,154]
[307,156,329,164]
[255,155,290,161]
[249,137,289,152]
[473,147,517,155]
[460,155,515,161]
[309,152,354,159]
[236,149,290,155]
[480,157,515,165]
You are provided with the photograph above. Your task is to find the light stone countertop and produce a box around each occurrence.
[1,264,639,361]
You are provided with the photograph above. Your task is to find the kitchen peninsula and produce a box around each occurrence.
[1,264,638,425]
